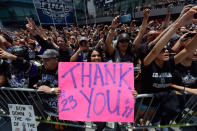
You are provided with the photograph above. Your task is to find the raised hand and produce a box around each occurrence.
[26,17,36,30]
[176,6,197,27]
[144,8,150,18]
[26,17,39,36]
[111,16,120,29]
[179,4,193,17]
[0,48,16,60]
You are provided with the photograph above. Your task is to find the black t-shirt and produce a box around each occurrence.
[34,35,73,62]
[140,57,175,94]
[0,59,39,88]
[59,49,73,62]
[0,59,7,75]
[111,48,135,63]
[173,61,197,89]
[37,67,58,116]
[138,41,148,61]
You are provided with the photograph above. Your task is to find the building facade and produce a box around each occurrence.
[0,0,38,27]
[73,0,196,25]
[0,0,196,27]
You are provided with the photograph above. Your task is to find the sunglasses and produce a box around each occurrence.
[160,47,168,53]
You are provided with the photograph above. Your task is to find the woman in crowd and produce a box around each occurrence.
[87,47,138,130]
[1,4,197,131]
[87,48,106,131]
[87,48,104,62]
[171,31,197,91]
[105,9,150,63]
[169,31,197,122]
[26,18,73,62]
[140,5,197,130]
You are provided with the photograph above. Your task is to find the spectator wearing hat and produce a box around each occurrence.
[106,18,135,62]
[70,36,90,62]
[35,49,63,130]
[35,49,60,117]
[105,9,150,63]
[140,5,197,128]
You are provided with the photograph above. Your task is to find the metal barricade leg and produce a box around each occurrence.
[85,121,95,131]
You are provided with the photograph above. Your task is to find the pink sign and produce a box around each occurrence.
[58,62,135,122]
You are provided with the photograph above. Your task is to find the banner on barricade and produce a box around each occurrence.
[8,104,37,131]
[58,62,135,122]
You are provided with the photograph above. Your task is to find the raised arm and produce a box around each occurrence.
[105,16,119,56]
[148,5,194,48]
[170,84,197,95]
[50,26,59,37]
[161,5,172,29]
[0,48,35,73]
[26,17,41,37]
[174,33,197,64]
[144,23,179,66]
[144,5,197,66]
[70,48,82,62]
[133,9,150,48]
[0,48,17,60]
[171,33,187,53]
[26,17,58,50]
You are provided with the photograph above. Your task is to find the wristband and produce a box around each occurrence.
[51,88,55,94]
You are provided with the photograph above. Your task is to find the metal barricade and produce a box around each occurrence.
[0,87,197,131]
[131,93,197,130]
[105,93,197,130]
[0,87,97,131]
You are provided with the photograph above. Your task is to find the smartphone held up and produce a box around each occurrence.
[118,14,132,23]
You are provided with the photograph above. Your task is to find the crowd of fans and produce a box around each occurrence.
[0,4,197,131]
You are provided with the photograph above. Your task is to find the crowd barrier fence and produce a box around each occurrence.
[0,87,196,131]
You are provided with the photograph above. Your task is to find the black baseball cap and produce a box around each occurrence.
[117,33,130,43]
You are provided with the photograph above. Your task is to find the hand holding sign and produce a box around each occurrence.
[58,62,135,122]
